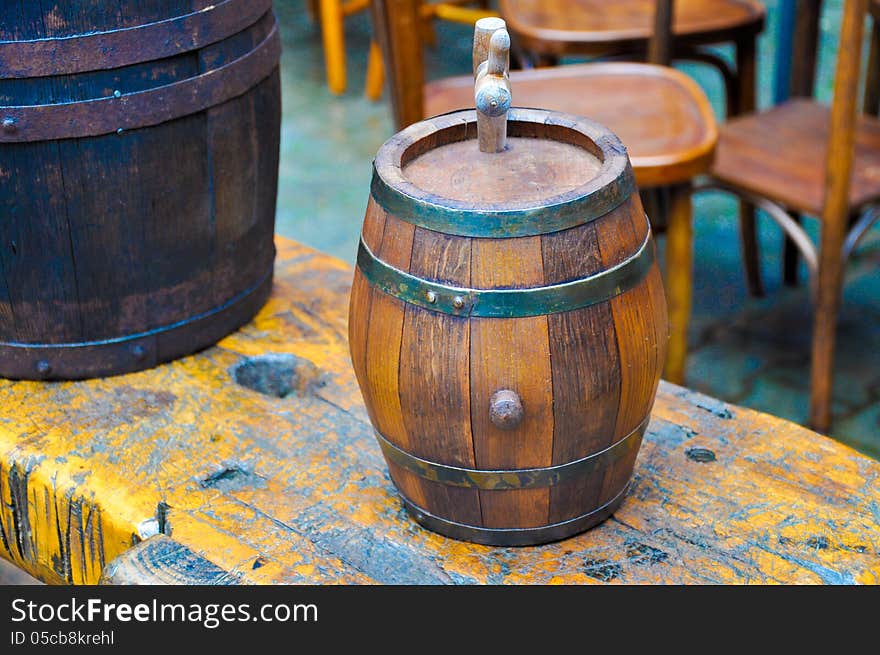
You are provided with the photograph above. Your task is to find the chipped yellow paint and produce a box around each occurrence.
[1,236,879,585]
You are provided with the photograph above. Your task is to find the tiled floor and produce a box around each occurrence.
[272,0,879,459]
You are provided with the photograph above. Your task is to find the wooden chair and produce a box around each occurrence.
[704,0,880,432]
[371,0,718,385]
[498,0,767,298]
[865,0,880,115]
[311,0,371,96]
[313,0,494,97]
[498,0,765,118]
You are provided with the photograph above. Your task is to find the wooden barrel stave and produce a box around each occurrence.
[401,227,483,526]
[469,235,553,530]
[1,2,218,41]
[0,3,280,379]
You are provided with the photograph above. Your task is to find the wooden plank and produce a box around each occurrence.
[469,236,553,529]
[0,237,877,585]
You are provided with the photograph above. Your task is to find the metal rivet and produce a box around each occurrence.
[35,360,51,375]
[425,291,437,304]
[131,345,146,360]
[2,118,16,134]
[452,296,465,309]
[113,89,122,98]
[116,128,124,135]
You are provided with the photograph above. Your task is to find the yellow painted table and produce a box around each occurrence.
[1,237,879,585]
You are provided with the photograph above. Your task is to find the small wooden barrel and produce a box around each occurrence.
[349,108,668,546]
[0,1,281,379]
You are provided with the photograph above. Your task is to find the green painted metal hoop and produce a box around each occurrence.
[356,226,655,318]
[400,484,630,546]
[375,416,649,491]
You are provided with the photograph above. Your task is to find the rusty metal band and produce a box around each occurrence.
[357,227,654,318]
[0,0,274,79]
[369,162,634,238]
[0,267,274,381]
[400,483,630,546]
[376,416,649,491]
[0,22,281,143]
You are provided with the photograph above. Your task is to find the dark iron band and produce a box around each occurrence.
[357,229,654,318]
[369,162,634,239]
[0,22,281,143]
[0,267,273,381]
[376,416,648,490]
[0,0,273,79]
[401,484,630,547]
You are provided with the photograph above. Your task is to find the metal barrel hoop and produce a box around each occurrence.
[369,107,636,239]
[357,222,655,318]
[0,17,282,143]
[401,484,632,547]
[375,415,650,490]
[0,0,275,79]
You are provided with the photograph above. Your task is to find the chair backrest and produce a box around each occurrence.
[371,0,676,130]
[822,0,869,226]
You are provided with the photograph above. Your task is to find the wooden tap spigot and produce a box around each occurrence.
[473,18,511,153]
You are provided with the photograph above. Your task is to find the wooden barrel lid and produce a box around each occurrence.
[371,108,635,238]
[404,136,602,204]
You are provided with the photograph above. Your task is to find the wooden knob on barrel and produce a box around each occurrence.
[489,389,524,430]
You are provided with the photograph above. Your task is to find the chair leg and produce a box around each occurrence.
[532,53,560,67]
[809,263,844,435]
[739,201,765,297]
[865,16,880,115]
[365,40,385,101]
[734,34,764,297]
[783,213,803,286]
[663,183,693,385]
[734,34,757,116]
[307,0,320,23]
[320,0,347,95]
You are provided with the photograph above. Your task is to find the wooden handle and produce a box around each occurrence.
[473,18,510,153]
[472,16,506,76]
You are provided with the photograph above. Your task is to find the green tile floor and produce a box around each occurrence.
[271,0,880,459]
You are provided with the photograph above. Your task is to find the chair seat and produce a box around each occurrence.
[711,99,880,216]
[498,0,765,55]
[425,62,718,187]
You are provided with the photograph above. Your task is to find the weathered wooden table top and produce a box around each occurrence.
[1,237,878,585]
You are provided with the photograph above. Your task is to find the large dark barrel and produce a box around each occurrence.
[0,1,281,379]
[349,109,668,546]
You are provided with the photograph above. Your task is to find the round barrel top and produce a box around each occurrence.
[403,137,602,204]
[371,108,635,238]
